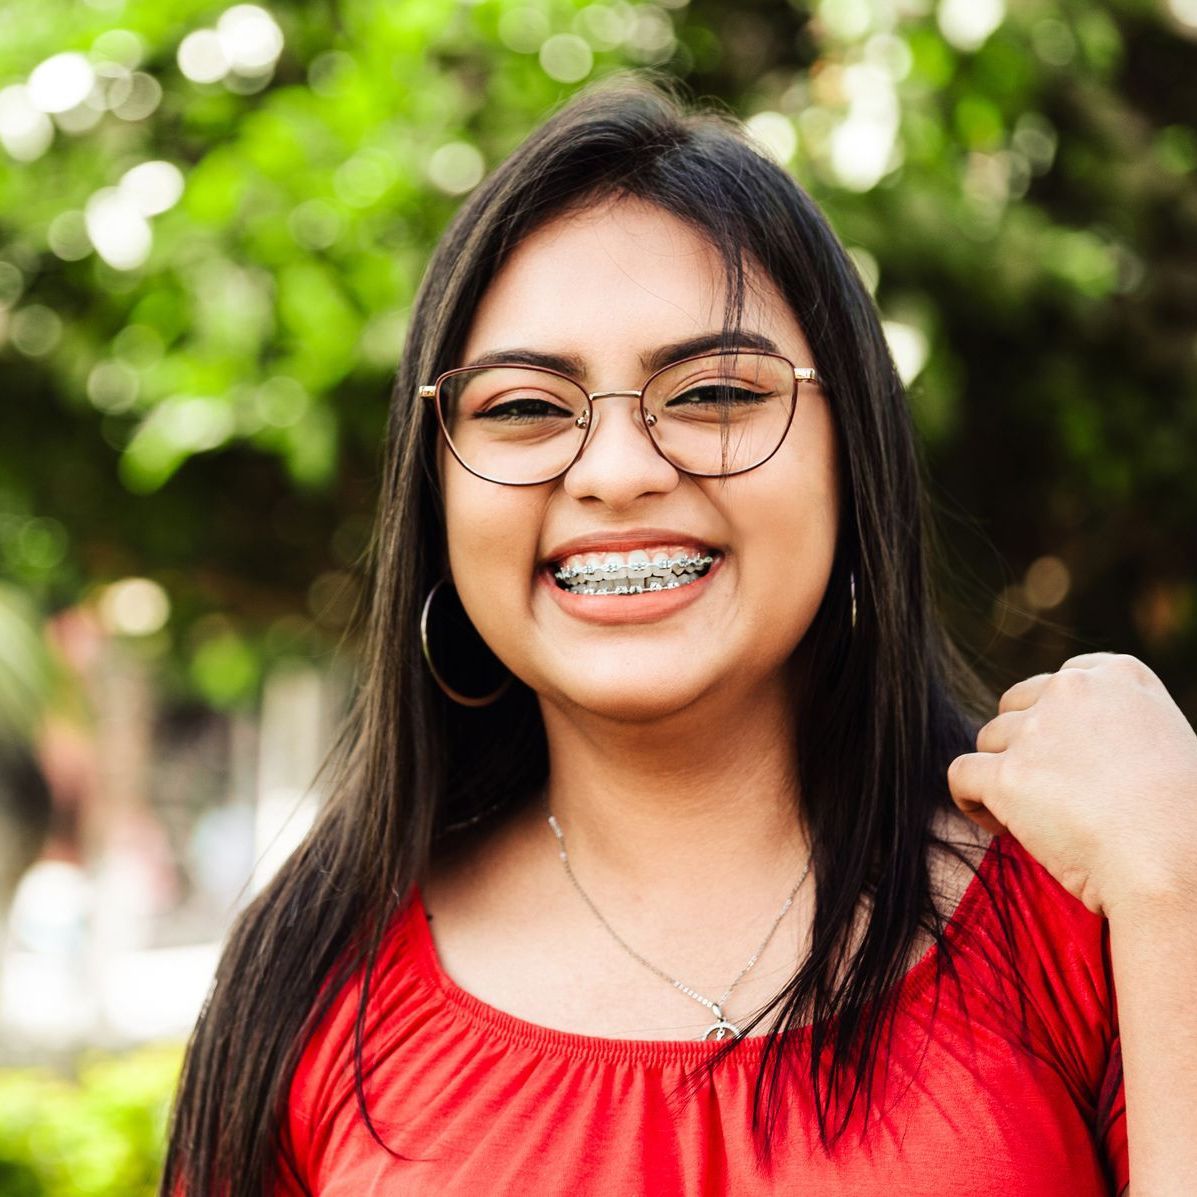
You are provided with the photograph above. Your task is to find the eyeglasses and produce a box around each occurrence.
[419,350,823,487]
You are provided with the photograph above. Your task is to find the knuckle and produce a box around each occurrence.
[1052,666,1086,692]
[993,748,1021,792]
[1117,653,1154,683]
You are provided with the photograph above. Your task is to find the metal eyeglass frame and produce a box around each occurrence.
[419,349,824,487]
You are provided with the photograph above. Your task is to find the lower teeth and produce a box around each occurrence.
[563,572,706,597]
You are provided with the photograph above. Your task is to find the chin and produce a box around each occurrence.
[547,670,715,724]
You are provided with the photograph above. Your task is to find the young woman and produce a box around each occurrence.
[162,77,1197,1195]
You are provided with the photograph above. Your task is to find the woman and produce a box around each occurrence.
[162,77,1197,1195]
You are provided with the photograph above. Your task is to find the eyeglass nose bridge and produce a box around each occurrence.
[573,388,658,431]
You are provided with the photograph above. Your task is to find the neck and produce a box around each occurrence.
[535,670,810,909]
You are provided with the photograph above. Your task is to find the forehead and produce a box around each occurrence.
[460,196,810,374]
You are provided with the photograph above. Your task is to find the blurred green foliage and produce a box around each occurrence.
[0,1044,181,1196]
[0,583,60,741]
[0,0,1194,712]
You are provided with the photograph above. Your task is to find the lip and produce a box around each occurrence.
[541,527,719,566]
[537,553,724,625]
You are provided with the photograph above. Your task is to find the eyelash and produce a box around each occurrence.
[474,398,573,422]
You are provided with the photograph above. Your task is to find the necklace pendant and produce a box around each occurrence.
[701,1005,741,1041]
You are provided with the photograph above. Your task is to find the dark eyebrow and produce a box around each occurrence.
[461,330,784,378]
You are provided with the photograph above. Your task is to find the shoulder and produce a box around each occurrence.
[944,826,1118,1079]
[279,889,453,1192]
[927,807,1103,948]
[285,891,431,1150]
[982,833,1110,949]
[923,812,1117,1042]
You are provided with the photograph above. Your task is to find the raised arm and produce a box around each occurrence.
[946,651,1197,1195]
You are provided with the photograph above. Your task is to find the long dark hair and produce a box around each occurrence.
[161,73,1021,1195]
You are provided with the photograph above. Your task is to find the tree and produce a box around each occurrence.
[2,0,1194,715]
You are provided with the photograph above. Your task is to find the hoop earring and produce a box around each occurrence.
[850,570,857,631]
[420,578,512,707]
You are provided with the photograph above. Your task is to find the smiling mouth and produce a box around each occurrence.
[550,550,719,596]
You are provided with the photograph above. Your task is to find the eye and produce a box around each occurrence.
[473,397,575,422]
[666,384,770,407]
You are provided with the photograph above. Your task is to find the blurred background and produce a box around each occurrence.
[1,0,1195,1190]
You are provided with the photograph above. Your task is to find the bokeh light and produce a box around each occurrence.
[826,63,900,191]
[0,85,55,160]
[847,246,880,294]
[498,7,550,53]
[333,149,396,207]
[745,111,798,165]
[882,320,930,384]
[85,187,152,270]
[111,71,162,120]
[539,33,595,82]
[27,52,96,114]
[91,28,145,69]
[0,262,25,306]
[1024,556,1071,610]
[427,142,485,195]
[87,360,141,413]
[178,29,229,83]
[288,199,343,249]
[9,306,63,357]
[119,160,185,216]
[993,583,1034,636]
[818,0,877,41]
[1168,0,1197,30]
[217,5,284,72]
[938,0,1005,52]
[98,577,171,636]
[255,376,309,427]
[626,7,674,61]
[47,211,92,260]
[574,4,630,51]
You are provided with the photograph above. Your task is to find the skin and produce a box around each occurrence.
[425,194,984,1039]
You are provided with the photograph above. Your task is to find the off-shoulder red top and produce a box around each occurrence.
[281,834,1128,1195]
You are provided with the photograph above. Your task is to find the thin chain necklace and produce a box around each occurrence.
[546,813,813,1041]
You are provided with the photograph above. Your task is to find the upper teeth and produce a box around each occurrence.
[554,548,715,583]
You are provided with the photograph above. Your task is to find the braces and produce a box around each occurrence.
[553,553,715,582]
[566,576,703,596]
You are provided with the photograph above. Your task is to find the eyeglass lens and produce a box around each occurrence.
[437,352,797,484]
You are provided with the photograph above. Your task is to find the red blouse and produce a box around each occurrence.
[282,834,1128,1194]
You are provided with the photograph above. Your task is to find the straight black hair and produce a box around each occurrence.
[161,73,1024,1195]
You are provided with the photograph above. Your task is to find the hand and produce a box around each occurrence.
[946,652,1197,918]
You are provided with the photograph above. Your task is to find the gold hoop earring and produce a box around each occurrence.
[850,570,857,631]
[420,578,512,708]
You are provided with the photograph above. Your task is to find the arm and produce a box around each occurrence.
[1107,888,1197,1197]
[943,653,1197,1196]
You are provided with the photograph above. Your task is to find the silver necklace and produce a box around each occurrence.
[546,813,813,1042]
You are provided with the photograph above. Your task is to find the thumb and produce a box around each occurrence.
[947,752,1009,837]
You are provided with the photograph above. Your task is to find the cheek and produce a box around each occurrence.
[443,472,544,644]
[727,443,839,637]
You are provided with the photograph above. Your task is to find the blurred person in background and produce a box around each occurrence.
[162,78,1197,1196]
[0,741,52,953]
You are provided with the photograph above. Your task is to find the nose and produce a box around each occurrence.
[561,392,679,507]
